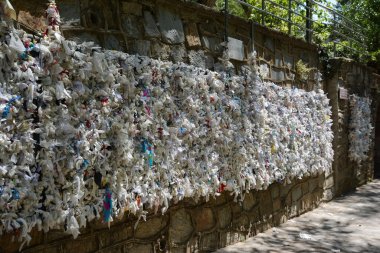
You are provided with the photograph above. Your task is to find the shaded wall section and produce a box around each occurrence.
[326,58,380,196]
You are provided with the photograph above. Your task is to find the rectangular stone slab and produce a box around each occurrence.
[227,37,245,61]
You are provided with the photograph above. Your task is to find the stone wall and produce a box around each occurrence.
[1,1,379,253]
[326,58,380,197]
[13,0,319,89]
[1,175,325,253]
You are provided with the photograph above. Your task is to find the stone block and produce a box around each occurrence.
[292,185,302,201]
[324,175,334,189]
[273,198,281,212]
[271,184,279,199]
[170,45,187,63]
[185,23,201,47]
[170,247,186,253]
[302,182,309,194]
[157,7,185,44]
[323,188,333,201]
[227,231,246,244]
[122,2,142,16]
[232,214,249,231]
[275,53,283,67]
[130,40,151,56]
[227,37,245,61]
[289,200,301,218]
[231,202,243,218]
[144,11,161,38]
[206,193,227,206]
[45,230,70,243]
[64,237,97,253]
[170,209,193,244]
[264,37,274,52]
[122,15,141,39]
[309,178,318,192]
[200,232,218,251]
[128,244,153,253]
[217,205,232,228]
[301,193,312,212]
[273,212,287,226]
[68,32,101,46]
[259,190,272,216]
[271,69,285,82]
[111,225,133,243]
[17,11,45,32]
[135,216,167,239]
[151,41,170,60]
[58,0,81,25]
[318,174,325,187]
[193,208,215,232]
[300,51,310,63]
[243,192,257,211]
[248,206,260,223]
[104,35,123,51]
[219,231,228,248]
[284,54,294,69]
[40,246,60,253]
[198,22,218,35]
[202,36,222,53]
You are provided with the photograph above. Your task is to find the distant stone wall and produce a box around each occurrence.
[14,0,320,89]
[326,58,380,197]
[2,175,325,253]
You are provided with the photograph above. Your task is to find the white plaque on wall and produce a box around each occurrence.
[339,87,348,100]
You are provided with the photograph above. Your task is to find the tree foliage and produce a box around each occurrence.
[338,0,380,64]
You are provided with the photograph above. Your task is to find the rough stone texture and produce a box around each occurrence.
[271,69,285,82]
[130,40,151,56]
[128,244,153,253]
[151,41,170,60]
[121,2,142,16]
[227,37,245,61]
[2,176,327,253]
[144,11,161,38]
[157,7,185,44]
[59,0,81,25]
[193,208,215,232]
[121,15,142,39]
[326,58,379,197]
[217,206,232,229]
[104,34,123,51]
[135,216,167,239]
[292,185,303,202]
[169,209,193,244]
[242,192,256,211]
[185,23,201,47]
[170,44,187,63]
[17,11,45,32]
[202,36,222,53]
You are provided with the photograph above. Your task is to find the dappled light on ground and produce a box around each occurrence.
[215,180,380,253]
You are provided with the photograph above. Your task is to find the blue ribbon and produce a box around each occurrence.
[2,96,21,119]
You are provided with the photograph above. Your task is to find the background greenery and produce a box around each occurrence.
[194,0,379,69]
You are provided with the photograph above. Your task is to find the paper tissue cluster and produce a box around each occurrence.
[349,94,373,164]
[0,1,333,248]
